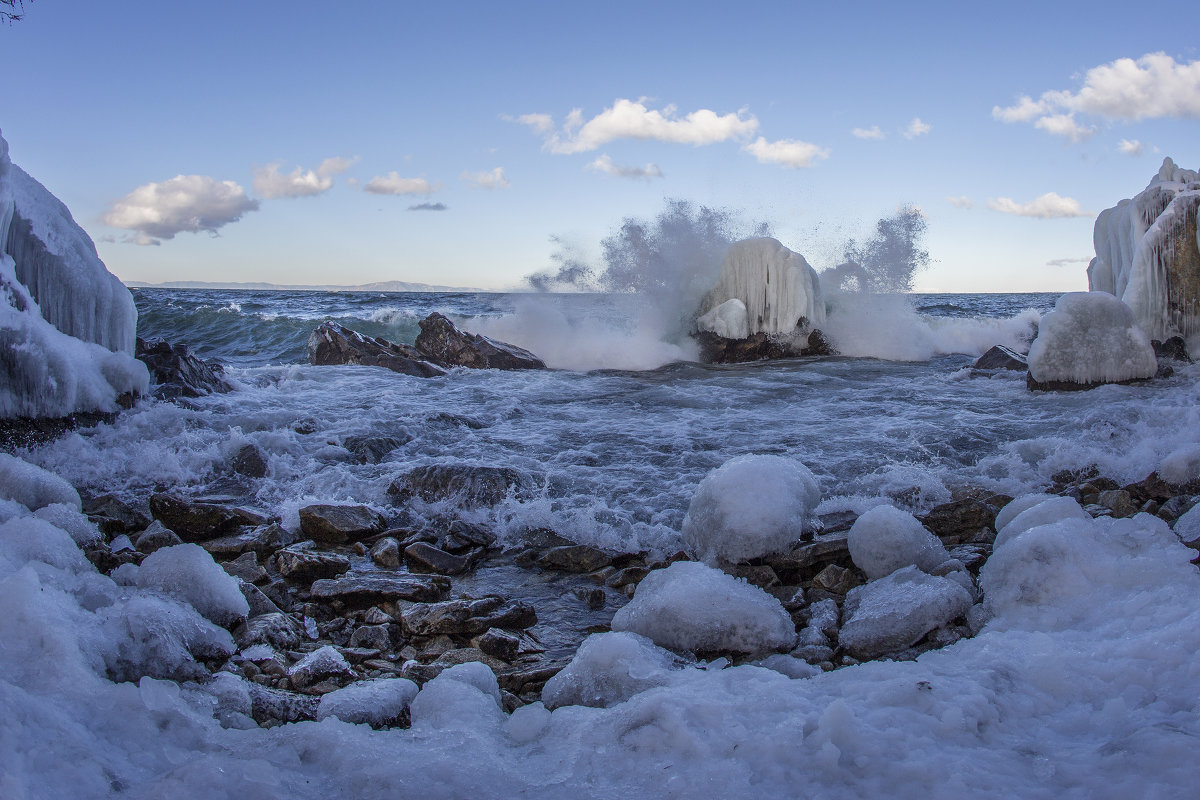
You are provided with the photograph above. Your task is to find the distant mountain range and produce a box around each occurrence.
[126,279,495,293]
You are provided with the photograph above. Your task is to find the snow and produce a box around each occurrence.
[409,661,505,730]
[610,560,797,655]
[839,566,973,659]
[317,678,420,726]
[0,452,82,511]
[681,454,820,564]
[695,297,749,339]
[695,237,824,336]
[992,495,1091,552]
[0,129,148,418]
[1088,156,1200,347]
[1026,292,1157,386]
[993,492,1057,533]
[542,631,681,709]
[847,504,951,580]
[1173,503,1200,545]
[287,645,353,684]
[135,543,249,628]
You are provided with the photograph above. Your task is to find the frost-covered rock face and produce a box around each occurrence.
[682,454,820,564]
[0,129,147,418]
[1088,157,1200,348]
[847,504,950,580]
[696,238,824,337]
[542,631,681,709]
[610,560,797,655]
[1026,292,1157,388]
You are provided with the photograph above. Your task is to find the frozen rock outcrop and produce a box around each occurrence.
[838,566,972,659]
[541,631,681,709]
[1026,292,1157,390]
[697,238,824,336]
[847,504,950,580]
[0,129,148,418]
[1088,157,1200,347]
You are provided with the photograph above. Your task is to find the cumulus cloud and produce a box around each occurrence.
[1118,138,1144,156]
[586,154,664,180]
[903,118,932,139]
[252,156,358,199]
[743,137,830,168]
[102,175,259,244]
[1046,256,1092,267]
[364,172,433,195]
[408,202,448,211]
[852,126,885,140]
[987,192,1093,218]
[1033,113,1096,142]
[513,98,759,154]
[993,52,1200,140]
[946,196,974,209]
[461,167,509,189]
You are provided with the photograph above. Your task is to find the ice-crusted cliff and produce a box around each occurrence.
[0,129,147,418]
[695,238,824,338]
[1088,157,1200,346]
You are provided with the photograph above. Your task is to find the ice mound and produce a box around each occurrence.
[695,238,824,337]
[682,454,820,564]
[1088,157,1200,347]
[97,593,236,682]
[839,566,973,659]
[0,452,81,511]
[317,678,419,726]
[135,543,249,628]
[993,492,1057,533]
[409,661,505,730]
[846,504,950,580]
[1026,292,1157,388]
[1173,503,1200,546]
[542,631,681,709]
[0,129,148,418]
[611,561,796,655]
[695,298,749,339]
[993,495,1091,551]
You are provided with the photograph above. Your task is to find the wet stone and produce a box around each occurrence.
[237,612,305,651]
[810,564,861,595]
[405,541,470,575]
[402,597,537,637]
[571,586,607,610]
[298,504,387,544]
[240,581,285,618]
[202,524,284,560]
[349,624,391,652]
[309,573,450,606]
[134,521,183,554]
[232,444,269,478]
[475,629,521,661]
[343,434,412,464]
[223,551,268,584]
[536,545,612,574]
[388,464,537,509]
[439,520,497,552]
[920,498,998,545]
[371,537,402,568]
[724,564,781,589]
[1097,489,1138,518]
[277,544,351,583]
[148,493,269,542]
[82,494,151,535]
[606,566,650,588]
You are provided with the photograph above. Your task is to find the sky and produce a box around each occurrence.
[0,0,1197,292]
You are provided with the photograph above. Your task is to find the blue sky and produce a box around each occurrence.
[1,0,1197,291]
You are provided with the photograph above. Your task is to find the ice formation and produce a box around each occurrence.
[846,504,950,580]
[541,631,680,709]
[992,495,1091,551]
[1088,157,1200,347]
[134,544,250,628]
[0,452,82,511]
[610,560,797,654]
[992,492,1057,533]
[0,129,147,417]
[317,678,419,726]
[1026,292,1157,387]
[838,566,973,659]
[681,454,820,564]
[695,238,824,337]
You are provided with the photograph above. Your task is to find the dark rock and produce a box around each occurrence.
[307,321,446,378]
[1152,336,1192,363]
[240,581,285,617]
[571,586,607,610]
[133,521,183,554]
[497,660,568,695]
[765,532,851,581]
[247,683,319,725]
[237,612,305,650]
[404,541,470,575]
[973,345,1028,371]
[723,564,781,589]
[288,646,355,689]
[309,573,450,606]
[1027,372,1151,392]
[84,543,140,573]
[343,434,412,464]
[298,504,387,544]
[920,498,998,545]
[414,312,547,370]
[370,537,402,568]
[387,464,537,509]
[148,493,268,542]
[349,624,391,651]
[135,337,231,400]
[810,564,860,594]
[438,520,497,552]
[475,629,521,661]
[426,412,487,430]
[201,523,285,560]
[232,444,269,478]
[401,597,536,636]
[693,330,811,364]
[606,566,650,588]
[222,551,268,584]
[1124,473,1177,503]
[515,527,573,550]
[81,494,151,535]
[1097,489,1138,518]
[276,543,351,583]
[536,544,612,573]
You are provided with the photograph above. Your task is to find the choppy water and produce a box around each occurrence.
[22,289,1200,558]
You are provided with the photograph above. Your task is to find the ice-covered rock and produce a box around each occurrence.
[993,493,1057,534]
[846,504,950,580]
[97,593,236,682]
[542,631,681,709]
[317,678,419,726]
[135,544,250,628]
[0,453,81,511]
[409,661,504,730]
[1088,157,1200,348]
[1173,503,1200,546]
[287,645,354,688]
[1026,292,1157,389]
[682,454,820,564]
[838,566,973,659]
[610,561,796,655]
[696,238,825,337]
[0,129,148,418]
[992,496,1091,552]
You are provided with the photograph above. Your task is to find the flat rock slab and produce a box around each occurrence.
[309,573,450,605]
[402,597,537,636]
[202,523,284,559]
[299,504,387,544]
[536,544,612,573]
[405,541,470,575]
[972,345,1027,371]
[149,493,269,542]
[277,544,351,583]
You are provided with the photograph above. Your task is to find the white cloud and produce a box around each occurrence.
[316,156,358,177]
[102,175,259,244]
[1118,138,1144,156]
[743,137,829,168]
[514,98,759,154]
[1046,256,1092,267]
[252,163,331,198]
[946,196,974,209]
[587,154,664,180]
[993,53,1200,140]
[851,126,885,140]
[364,172,433,195]
[1033,113,1096,142]
[987,192,1093,219]
[903,117,931,139]
[461,167,510,189]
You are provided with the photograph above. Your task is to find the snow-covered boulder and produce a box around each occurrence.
[0,129,148,418]
[993,493,1057,534]
[696,298,750,340]
[846,504,950,580]
[696,238,824,337]
[1026,292,1157,390]
[0,453,81,511]
[682,454,820,564]
[317,678,419,726]
[610,561,797,655]
[135,544,250,628]
[993,496,1091,551]
[838,566,973,659]
[542,631,681,709]
[1088,157,1200,348]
